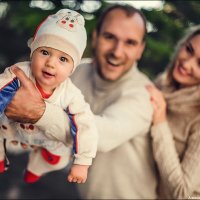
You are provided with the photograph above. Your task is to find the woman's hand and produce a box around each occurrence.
[5,66,45,124]
[146,85,167,125]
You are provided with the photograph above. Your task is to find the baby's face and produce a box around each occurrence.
[31,47,74,93]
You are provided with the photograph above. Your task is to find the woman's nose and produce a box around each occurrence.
[182,57,196,72]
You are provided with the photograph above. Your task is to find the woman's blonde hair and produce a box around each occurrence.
[163,25,200,90]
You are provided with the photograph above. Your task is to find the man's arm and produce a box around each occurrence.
[95,88,153,152]
[5,66,70,142]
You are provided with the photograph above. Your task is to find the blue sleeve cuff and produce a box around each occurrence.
[0,77,19,114]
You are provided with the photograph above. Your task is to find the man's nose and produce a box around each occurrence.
[112,41,124,58]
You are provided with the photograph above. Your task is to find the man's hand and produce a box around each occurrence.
[5,66,45,124]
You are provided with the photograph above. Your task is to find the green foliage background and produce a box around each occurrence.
[0,0,200,79]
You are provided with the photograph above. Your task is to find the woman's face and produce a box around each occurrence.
[173,34,200,87]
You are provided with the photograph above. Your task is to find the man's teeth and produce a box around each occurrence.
[107,58,121,66]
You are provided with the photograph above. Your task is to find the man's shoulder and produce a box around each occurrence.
[76,58,92,68]
[80,58,92,64]
[71,58,92,81]
[128,66,152,86]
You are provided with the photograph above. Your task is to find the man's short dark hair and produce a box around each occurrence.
[96,4,147,41]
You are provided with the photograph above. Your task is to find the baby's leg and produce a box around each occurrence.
[24,148,70,183]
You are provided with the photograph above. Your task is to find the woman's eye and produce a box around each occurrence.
[185,44,193,55]
[197,59,200,67]
[60,57,67,62]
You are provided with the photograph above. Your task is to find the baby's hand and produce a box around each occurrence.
[67,164,89,184]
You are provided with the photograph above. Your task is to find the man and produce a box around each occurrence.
[6,4,157,199]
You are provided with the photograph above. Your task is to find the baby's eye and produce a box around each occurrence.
[41,49,49,55]
[60,57,68,62]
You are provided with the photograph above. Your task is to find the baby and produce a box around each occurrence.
[0,9,98,184]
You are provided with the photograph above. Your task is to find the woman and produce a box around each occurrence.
[147,25,200,199]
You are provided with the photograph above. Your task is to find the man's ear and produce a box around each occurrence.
[92,30,97,49]
[136,41,146,60]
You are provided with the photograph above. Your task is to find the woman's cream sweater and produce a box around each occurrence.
[151,75,200,199]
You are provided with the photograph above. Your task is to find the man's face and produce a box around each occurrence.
[92,9,145,81]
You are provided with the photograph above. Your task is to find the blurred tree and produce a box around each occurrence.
[141,0,200,78]
[0,0,200,79]
[0,0,53,71]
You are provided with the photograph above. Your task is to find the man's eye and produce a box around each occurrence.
[41,50,48,55]
[103,33,114,40]
[105,35,113,40]
[126,40,137,46]
[60,57,67,62]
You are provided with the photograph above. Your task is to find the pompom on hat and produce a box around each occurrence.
[28,9,87,71]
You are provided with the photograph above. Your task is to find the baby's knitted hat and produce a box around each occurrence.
[29,9,87,70]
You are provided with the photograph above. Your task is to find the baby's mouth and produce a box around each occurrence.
[43,71,55,77]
